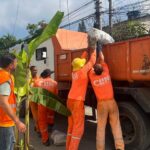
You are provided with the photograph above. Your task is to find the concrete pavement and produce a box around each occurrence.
[29,106,113,150]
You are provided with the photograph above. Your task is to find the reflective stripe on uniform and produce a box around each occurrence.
[10,104,16,108]
[41,128,48,133]
[67,133,72,136]
[72,136,80,140]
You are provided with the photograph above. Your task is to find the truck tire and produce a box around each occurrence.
[118,101,150,150]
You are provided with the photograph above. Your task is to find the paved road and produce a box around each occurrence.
[29,107,114,150]
[29,107,150,150]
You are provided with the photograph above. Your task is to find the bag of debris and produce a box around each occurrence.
[51,130,66,146]
[88,28,115,45]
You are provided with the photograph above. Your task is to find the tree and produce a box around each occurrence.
[26,24,38,36]
[0,34,17,51]
[26,20,47,37]
[78,20,87,33]
[111,21,148,41]
[38,20,47,29]
[0,34,16,49]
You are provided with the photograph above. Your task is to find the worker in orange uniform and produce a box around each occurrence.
[0,54,26,150]
[66,48,96,150]
[34,69,58,146]
[30,66,40,134]
[89,51,124,150]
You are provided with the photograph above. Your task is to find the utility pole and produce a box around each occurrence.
[94,0,102,30]
[93,0,102,60]
[108,0,112,35]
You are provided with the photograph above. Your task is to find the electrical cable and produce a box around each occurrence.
[63,0,94,19]
[12,0,21,36]
[61,0,150,33]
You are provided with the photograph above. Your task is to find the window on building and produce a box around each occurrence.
[36,47,47,61]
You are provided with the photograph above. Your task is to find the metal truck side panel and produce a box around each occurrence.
[103,36,150,81]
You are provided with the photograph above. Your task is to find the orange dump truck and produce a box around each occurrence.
[30,29,150,150]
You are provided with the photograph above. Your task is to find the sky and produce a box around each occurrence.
[0,0,147,39]
[0,0,88,39]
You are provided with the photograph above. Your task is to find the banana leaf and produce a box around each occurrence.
[18,49,28,64]
[13,49,28,88]
[15,84,28,97]
[28,11,64,61]
[14,72,27,88]
[30,87,71,116]
[14,64,27,88]
[12,51,22,62]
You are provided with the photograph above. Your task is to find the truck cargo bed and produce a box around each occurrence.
[53,30,150,82]
[103,36,150,81]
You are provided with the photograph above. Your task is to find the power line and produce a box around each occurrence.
[61,0,95,26]
[12,0,21,36]
[63,0,94,19]
[62,8,95,24]
[101,0,150,15]
[62,5,94,22]
[61,0,150,30]
[60,14,95,28]
[115,0,150,11]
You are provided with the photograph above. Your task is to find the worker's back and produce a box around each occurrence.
[34,77,57,94]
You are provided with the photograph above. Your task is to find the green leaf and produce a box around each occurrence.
[14,62,27,88]
[21,49,28,64]
[28,11,64,61]
[17,49,28,64]
[15,75,27,88]
[14,49,29,88]
[11,51,22,61]
[30,87,71,116]
[17,62,24,70]
[15,84,27,97]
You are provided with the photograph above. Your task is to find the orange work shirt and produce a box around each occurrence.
[34,77,58,95]
[89,63,114,101]
[30,76,39,87]
[68,50,96,101]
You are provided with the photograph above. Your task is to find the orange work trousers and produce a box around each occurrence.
[97,99,124,150]
[30,102,39,132]
[66,99,84,150]
[38,104,55,143]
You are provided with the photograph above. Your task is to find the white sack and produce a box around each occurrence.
[88,28,115,45]
[51,130,66,146]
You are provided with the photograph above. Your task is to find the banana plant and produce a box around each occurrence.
[13,11,71,150]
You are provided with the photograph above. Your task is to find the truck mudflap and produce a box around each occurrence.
[114,87,150,113]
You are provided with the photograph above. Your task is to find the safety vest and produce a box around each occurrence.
[0,69,16,127]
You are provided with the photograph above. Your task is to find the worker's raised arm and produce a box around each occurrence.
[81,51,88,59]
[83,49,96,73]
[99,51,109,73]
[99,51,104,64]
